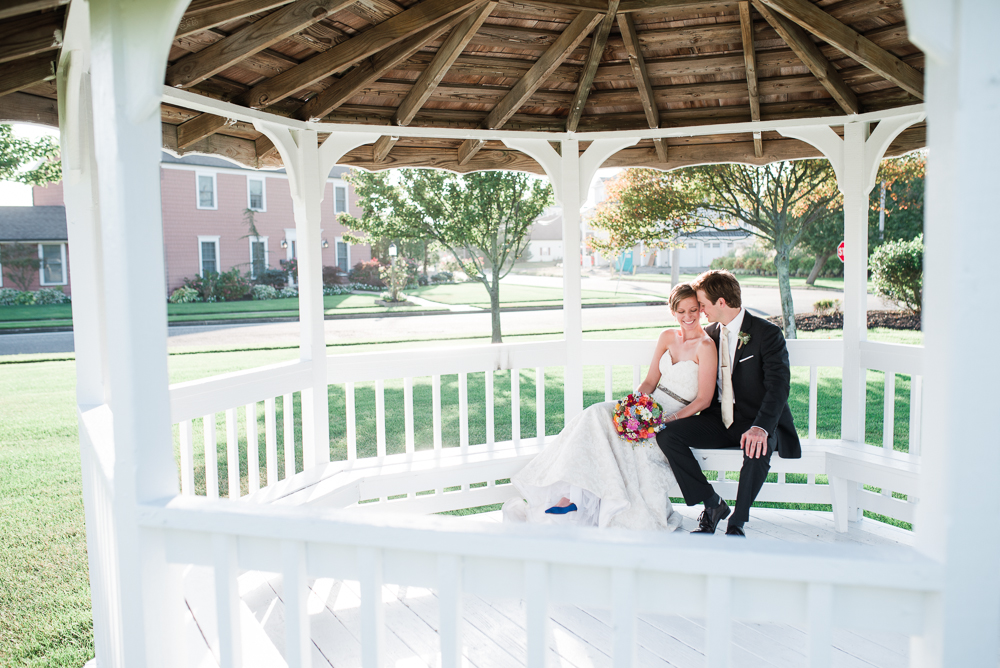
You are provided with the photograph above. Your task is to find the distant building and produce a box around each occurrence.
[0,205,71,293]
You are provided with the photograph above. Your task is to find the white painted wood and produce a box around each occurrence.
[346,382,357,461]
[283,394,295,479]
[212,534,242,668]
[226,408,240,499]
[485,370,495,450]
[358,547,385,668]
[535,368,545,445]
[404,377,415,455]
[204,415,219,500]
[433,375,443,451]
[807,583,833,668]
[908,376,922,457]
[437,555,463,668]
[280,540,311,668]
[459,372,469,452]
[180,420,194,495]
[171,360,311,423]
[808,367,818,443]
[612,568,637,668]
[246,403,259,494]
[524,561,548,668]
[633,365,641,391]
[265,397,278,485]
[605,365,614,401]
[706,576,732,668]
[510,369,520,447]
[883,373,896,451]
[375,379,386,459]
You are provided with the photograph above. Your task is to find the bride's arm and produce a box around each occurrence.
[636,330,672,395]
[665,339,717,421]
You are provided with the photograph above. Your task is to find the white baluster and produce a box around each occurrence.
[358,547,384,668]
[459,372,469,453]
[375,379,386,459]
[281,540,311,668]
[432,374,442,451]
[612,568,637,668]
[245,403,259,494]
[485,369,495,450]
[226,408,239,499]
[883,372,896,451]
[204,414,218,499]
[265,397,278,486]
[213,534,242,668]
[404,376,414,455]
[605,365,613,402]
[809,366,818,442]
[438,554,463,668]
[807,583,833,668]
[706,575,732,668]
[536,368,545,445]
[632,364,641,390]
[511,369,521,447]
[179,420,194,495]
[908,375,922,456]
[346,381,357,461]
[524,561,548,668]
[283,393,295,479]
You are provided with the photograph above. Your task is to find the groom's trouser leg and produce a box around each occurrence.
[656,409,733,506]
[731,447,773,526]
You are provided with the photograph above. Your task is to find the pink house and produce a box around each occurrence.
[24,152,371,295]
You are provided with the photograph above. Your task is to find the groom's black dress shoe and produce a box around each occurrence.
[725,525,746,537]
[691,500,730,533]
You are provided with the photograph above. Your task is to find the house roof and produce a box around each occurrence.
[0,206,67,242]
[0,1,926,174]
[529,208,563,240]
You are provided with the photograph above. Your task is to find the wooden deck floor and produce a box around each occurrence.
[180,508,918,668]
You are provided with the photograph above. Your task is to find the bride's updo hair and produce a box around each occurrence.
[669,283,698,312]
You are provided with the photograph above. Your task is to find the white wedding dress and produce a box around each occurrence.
[503,351,699,531]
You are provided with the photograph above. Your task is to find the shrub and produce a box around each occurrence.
[278,286,298,298]
[255,268,286,289]
[813,299,841,314]
[169,286,201,304]
[323,284,352,296]
[33,288,71,305]
[251,284,278,300]
[349,259,384,287]
[349,283,382,292]
[280,258,298,283]
[430,271,454,284]
[870,234,922,313]
[0,288,34,305]
[185,269,251,302]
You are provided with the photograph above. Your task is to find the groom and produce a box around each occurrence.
[656,270,800,536]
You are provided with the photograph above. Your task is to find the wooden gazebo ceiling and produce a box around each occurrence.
[0,0,926,175]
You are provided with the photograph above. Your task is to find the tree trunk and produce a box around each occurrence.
[805,251,832,285]
[775,245,797,339]
[422,240,428,277]
[489,274,502,344]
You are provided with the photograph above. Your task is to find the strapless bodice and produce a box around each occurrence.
[653,350,699,411]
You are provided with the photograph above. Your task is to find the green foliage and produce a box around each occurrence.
[870,234,923,313]
[0,287,70,305]
[169,286,201,304]
[33,287,70,305]
[869,151,925,252]
[349,259,385,287]
[251,284,278,300]
[254,268,287,288]
[0,124,61,186]
[183,268,251,302]
[813,299,841,314]
[1,242,41,292]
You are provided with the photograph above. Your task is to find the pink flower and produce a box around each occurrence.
[627,418,640,430]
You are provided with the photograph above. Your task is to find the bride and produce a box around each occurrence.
[503,283,718,530]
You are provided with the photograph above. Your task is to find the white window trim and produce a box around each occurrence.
[247,176,266,212]
[248,235,268,278]
[332,180,348,214]
[196,171,218,210]
[198,235,221,276]
[38,242,67,286]
[335,236,350,271]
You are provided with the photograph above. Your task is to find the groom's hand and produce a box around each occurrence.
[740,426,768,459]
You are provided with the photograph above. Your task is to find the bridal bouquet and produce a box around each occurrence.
[612,392,666,444]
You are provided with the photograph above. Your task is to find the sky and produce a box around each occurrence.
[0,123,59,206]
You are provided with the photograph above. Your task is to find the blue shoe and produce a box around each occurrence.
[545,503,578,515]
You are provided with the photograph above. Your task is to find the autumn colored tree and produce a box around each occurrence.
[341,169,552,343]
[869,151,925,251]
[0,125,61,185]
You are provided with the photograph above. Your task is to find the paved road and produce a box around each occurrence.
[0,280,891,356]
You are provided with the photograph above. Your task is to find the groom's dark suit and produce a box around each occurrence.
[655,311,800,526]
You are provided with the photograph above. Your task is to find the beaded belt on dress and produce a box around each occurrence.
[656,384,692,406]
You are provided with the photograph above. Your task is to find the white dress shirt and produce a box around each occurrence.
[717,308,745,397]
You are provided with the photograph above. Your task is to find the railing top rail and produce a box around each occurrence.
[139,497,942,591]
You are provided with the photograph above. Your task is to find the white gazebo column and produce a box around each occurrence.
[255,124,378,468]
[903,1,1000,664]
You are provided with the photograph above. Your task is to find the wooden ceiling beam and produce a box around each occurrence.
[618,11,667,162]
[566,0,619,133]
[255,133,278,162]
[244,0,481,109]
[456,8,602,165]
[756,0,922,99]
[754,1,859,115]
[175,0,296,38]
[176,112,234,149]
[0,14,63,66]
[738,2,762,158]
[514,0,735,13]
[0,91,58,127]
[166,0,353,88]
[374,1,496,162]
[298,5,476,121]
[0,0,68,21]
[0,54,55,98]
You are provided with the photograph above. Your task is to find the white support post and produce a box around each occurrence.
[903,1,1000,665]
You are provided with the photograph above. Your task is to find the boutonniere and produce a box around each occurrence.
[737,332,751,349]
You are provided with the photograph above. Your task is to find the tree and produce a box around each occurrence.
[341,169,552,343]
[797,206,844,285]
[869,151,925,251]
[870,234,922,314]
[0,125,61,185]
[1,242,41,291]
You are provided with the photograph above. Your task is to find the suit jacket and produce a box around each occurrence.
[706,311,801,459]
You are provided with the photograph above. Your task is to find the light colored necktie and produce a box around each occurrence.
[720,327,734,428]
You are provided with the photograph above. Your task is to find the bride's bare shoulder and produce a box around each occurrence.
[697,335,717,358]
[657,328,680,344]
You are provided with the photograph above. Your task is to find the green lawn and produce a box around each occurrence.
[1,327,920,667]
[410,282,663,307]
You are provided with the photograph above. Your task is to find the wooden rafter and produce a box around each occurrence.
[756,0,923,99]
[373,1,497,162]
[0,14,63,66]
[618,11,667,162]
[456,9,602,166]
[753,1,859,115]
[0,0,68,21]
[0,91,59,126]
[517,0,733,13]
[297,6,476,121]
[738,2,762,158]
[566,0,618,133]
[175,0,296,39]
[0,54,55,98]
[166,0,353,88]
[255,134,278,163]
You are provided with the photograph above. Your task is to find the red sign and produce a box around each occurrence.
[837,240,845,263]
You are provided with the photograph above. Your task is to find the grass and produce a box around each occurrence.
[0,327,921,667]
[410,283,663,308]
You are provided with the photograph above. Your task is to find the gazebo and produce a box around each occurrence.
[0,0,995,665]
